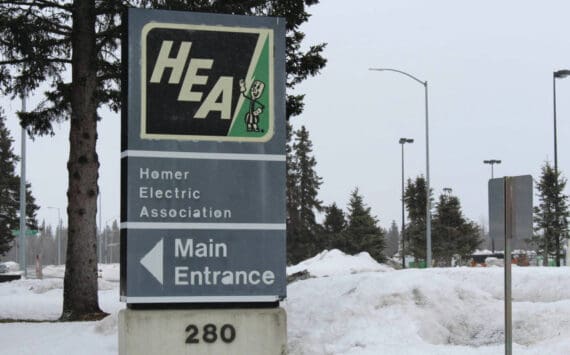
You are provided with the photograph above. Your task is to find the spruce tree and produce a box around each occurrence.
[404,176,431,262]
[323,202,346,234]
[385,220,400,259]
[345,188,386,262]
[0,110,19,256]
[287,125,323,263]
[533,162,569,266]
[1,0,326,319]
[432,191,481,266]
[320,202,347,250]
[0,111,39,256]
[286,122,300,261]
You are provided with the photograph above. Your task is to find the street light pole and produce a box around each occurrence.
[399,138,414,269]
[19,94,27,278]
[483,159,501,253]
[553,70,570,267]
[553,70,570,176]
[483,159,502,179]
[370,68,432,267]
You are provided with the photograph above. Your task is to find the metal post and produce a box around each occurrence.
[401,143,405,269]
[424,82,432,268]
[58,217,62,265]
[484,159,501,253]
[554,74,558,178]
[484,160,501,180]
[19,94,27,278]
[504,177,513,355]
[554,74,558,266]
[399,138,414,269]
[552,70,570,266]
[368,68,432,267]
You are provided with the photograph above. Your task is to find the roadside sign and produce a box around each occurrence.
[489,175,532,355]
[11,230,39,237]
[121,9,286,304]
[488,175,533,242]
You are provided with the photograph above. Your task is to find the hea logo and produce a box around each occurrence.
[150,40,234,120]
[141,24,274,141]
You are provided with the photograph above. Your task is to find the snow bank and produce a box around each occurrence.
[42,265,65,279]
[42,263,120,282]
[0,321,118,355]
[0,264,122,321]
[1,256,570,354]
[0,278,62,320]
[0,264,123,355]
[287,249,393,277]
[285,251,570,355]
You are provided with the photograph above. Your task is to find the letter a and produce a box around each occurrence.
[194,76,234,119]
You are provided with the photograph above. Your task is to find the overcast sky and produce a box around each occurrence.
[5,0,570,230]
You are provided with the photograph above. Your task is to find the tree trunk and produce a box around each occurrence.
[61,0,105,321]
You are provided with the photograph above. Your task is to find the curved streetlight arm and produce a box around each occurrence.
[369,68,427,86]
[370,66,432,267]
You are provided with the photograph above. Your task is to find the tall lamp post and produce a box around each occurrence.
[554,70,570,266]
[483,159,501,253]
[19,94,27,278]
[553,70,570,177]
[483,159,501,179]
[399,138,414,268]
[47,207,62,265]
[370,68,432,267]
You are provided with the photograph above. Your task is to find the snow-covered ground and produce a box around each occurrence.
[1,252,569,354]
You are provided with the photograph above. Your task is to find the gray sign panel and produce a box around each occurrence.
[125,157,285,224]
[121,9,286,304]
[125,230,285,300]
[489,175,533,243]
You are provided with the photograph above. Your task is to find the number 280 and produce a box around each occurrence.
[185,323,236,344]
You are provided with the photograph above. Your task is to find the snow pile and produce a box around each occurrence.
[287,249,393,277]
[98,263,120,282]
[285,251,570,354]
[42,265,65,279]
[1,254,570,354]
[0,278,63,320]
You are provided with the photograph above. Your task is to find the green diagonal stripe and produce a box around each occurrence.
[229,36,270,138]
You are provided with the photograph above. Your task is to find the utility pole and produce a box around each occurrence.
[399,138,414,268]
[19,94,27,278]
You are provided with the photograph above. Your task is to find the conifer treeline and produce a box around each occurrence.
[286,125,485,266]
[0,111,39,256]
[286,129,570,267]
[286,124,387,264]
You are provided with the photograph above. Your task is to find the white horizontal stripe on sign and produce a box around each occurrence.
[121,295,280,303]
[121,222,286,230]
[121,150,286,161]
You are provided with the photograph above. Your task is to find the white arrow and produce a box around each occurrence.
[140,238,163,285]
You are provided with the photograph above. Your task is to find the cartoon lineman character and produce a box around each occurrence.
[239,78,266,132]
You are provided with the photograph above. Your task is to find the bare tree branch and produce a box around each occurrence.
[0,0,72,12]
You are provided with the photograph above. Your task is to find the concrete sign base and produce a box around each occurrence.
[119,308,287,355]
